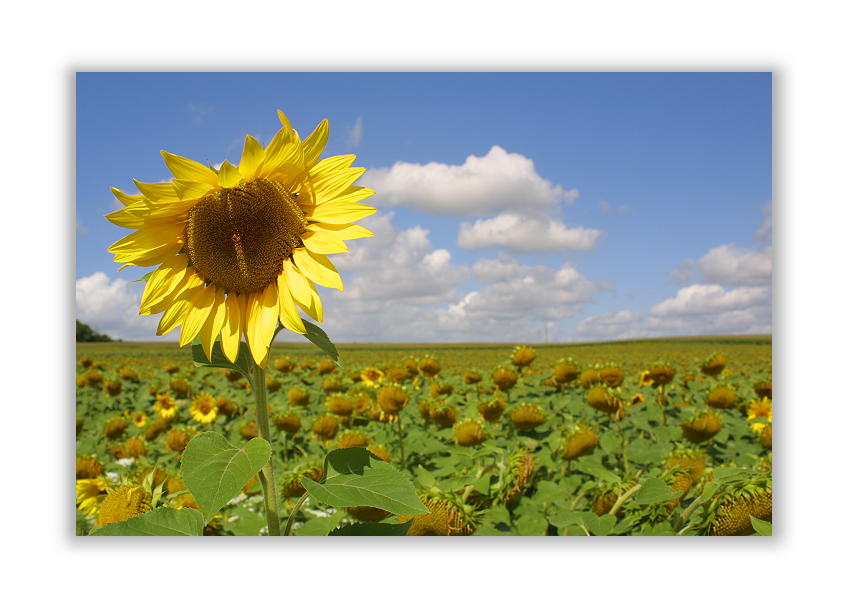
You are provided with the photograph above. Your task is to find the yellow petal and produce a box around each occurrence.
[238,134,265,179]
[199,288,227,360]
[283,259,322,322]
[111,240,184,266]
[311,167,366,206]
[142,269,195,316]
[217,160,242,188]
[302,229,349,254]
[311,222,375,241]
[161,150,219,185]
[173,179,214,200]
[318,186,376,206]
[302,119,329,168]
[292,248,343,291]
[111,187,146,206]
[133,180,180,203]
[179,287,216,347]
[221,294,243,364]
[307,201,377,225]
[156,287,200,336]
[139,256,189,314]
[311,154,356,177]
[277,271,307,332]
[246,285,280,365]
[277,109,293,132]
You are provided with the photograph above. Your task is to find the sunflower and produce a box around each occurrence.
[131,411,147,428]
[106,110,376,366]
[747,397,772,433]
[153,393,179,421]
[189,393,219,424]
[76,478,108,516]
[360,367,384,388]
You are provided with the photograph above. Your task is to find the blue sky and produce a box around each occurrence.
[76,72,771,342]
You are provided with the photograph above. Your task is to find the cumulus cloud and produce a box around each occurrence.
[649,284,769,316]
[363,145,578,216]
[76,272,162,341]
[346,116,364,148]
[672,245,772,286]
[458,213,601,252]
[574,310,644,340]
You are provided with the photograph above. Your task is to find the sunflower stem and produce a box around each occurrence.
[396,415,407,470]
[609,482,642,517]
[251,365,282,536]
[284,493,309,536]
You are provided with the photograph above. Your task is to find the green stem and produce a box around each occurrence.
[396,415,406,470]
[284,493,309,536]
[609,482,642,517]
[251,365,281,536]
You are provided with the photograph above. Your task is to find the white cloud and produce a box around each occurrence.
[363,145,578,216]
[574,310,644,340]
[76,272,162,341]
[458,213,601,252]
[346,116,364,148]
[650,284,769,316]
[671,244,772,286]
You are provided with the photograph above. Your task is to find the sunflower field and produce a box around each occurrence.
[76,336,772,536]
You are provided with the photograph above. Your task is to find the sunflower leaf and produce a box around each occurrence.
[302,319,340,364]
[329,521,413,536]
[750,516,772,536]
[191,337,254,379]
[300,447,428,516]
[90,507,203,536]
[634,477,682,505]
[180,432,271,523]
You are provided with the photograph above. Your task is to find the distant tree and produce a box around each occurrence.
[76,320,114,342]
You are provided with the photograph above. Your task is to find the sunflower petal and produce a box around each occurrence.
[246,284,280,365]
[302,229,349,254]
[311,154,356,177]
[283,259,323,323]
[172,179,214,200]
[111,187,146,206]
[311,167,366,206]
[179,287,216,347]
[238,135,265,179]
[311,222,375,240]
[217,160,242,188]
[221,294,243,363]
[307,201,377,225]
[161,151,219,185]
[318,186,376,206]
[302,119,329,168]
[199,288,227,360]
[277,109,293,132]
[139,256,189,313]
[277,271,307,332]
[133,180,180,203]
[292,249,343,291]
[157,287,200,336]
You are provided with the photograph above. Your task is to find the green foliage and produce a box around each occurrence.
[91,508,204,536]
[181,432,271,523]
[76,320,114,342]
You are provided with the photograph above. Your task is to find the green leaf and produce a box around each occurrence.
[91,507,203,536]
[301,447,428,516]
[228,506,267,536]
[294,512,346,536]
[584,513,616,536]
[131,271,155,283]
[302,319,340,364]
[634,478,682,505]
[180,432,271,523]
[191,337,254,379]
[329,521,413,536]
[750,516,772,536]
[415,465,437,489]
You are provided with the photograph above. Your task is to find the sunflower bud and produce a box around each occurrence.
[287,387,310,407]
[561,424,599,460]
[492,367,518,391]
[418,357,441,377]
[510,403,546,431]
[707,385,737,409]
[681,411,722,443]
[511,346,536,368]
[454,419,487,446]
[312,415,340,440]
[377,385,409,415]
[700,353,726,377]
[477,395,506,421]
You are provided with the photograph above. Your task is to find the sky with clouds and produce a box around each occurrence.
[76,72,771,343]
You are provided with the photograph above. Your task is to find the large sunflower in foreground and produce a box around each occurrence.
[107,110,376,366]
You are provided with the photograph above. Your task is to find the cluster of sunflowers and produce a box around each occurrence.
[77,338,772,536]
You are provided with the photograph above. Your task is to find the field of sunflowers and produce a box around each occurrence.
[76,336,772,536]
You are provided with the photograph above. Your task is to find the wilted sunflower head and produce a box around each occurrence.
[561,423,599,460]
[265,375,282,393]
[579,368,602,388]
[117,367,139,382]
[273,411,302,435]
[760,425,772,449]
[240,421,259,440]
[76,456,103,480]
[367,444,392,462]
[143,419,169,441]
[463,370,482,384]
[648,363,676,386]
[706,478,772,536]
[707,385,737,410]
[552,358,581,385]
[79,356,95,369]
[492,367,518,391]
[418,357,441,378]
[312,414,340,440]
[701,353,727,377]
[103,380,122,397]
[598,364,625,388]
[510,403,546,431]
[336,430,371,449]
[429,402,458,428]
[165,428,193,452]
[400,492,477,536]
[325,394,354,416]
[106,110,376,367]
[453,419,487,446]
[402,357,419,375]
[377,385,409,415]
[586,385,623,415]
[190,393,218,424]
[317,360,336,376]
[681,411,722,443]
[215,396,240,418]
[429,382,454,398]
[97,485,151,527]
[104,418,128,440]
[280,463,324,498]
[273,357,295,373]
[169,378,190,398]
[386,367,411,383]
[511,346,536,368]
[322,375,345,393]
[754,378,772,399]
[664,448,708,481]
[477,395,506,421]
[123,437,147,458]
[498,450,536,504]
[287,387,310,407]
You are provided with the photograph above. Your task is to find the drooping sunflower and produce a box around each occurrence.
[106,110,376,366]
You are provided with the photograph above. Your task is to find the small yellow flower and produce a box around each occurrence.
[629,393,645,407]
[189,393,218,424]
[360,367,384,388]
[131,411,147,427]
[639,370,653,387]
[154,393,179,421]
[747,397,772,433]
